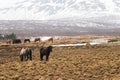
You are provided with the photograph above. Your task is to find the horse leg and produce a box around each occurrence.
[40,53,43,61]
[20,55,23,61]
[46,55,49,61]
[29,52,32,60]
[26,55,29,61]
[24,53,28,61]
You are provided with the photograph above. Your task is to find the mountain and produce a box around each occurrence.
[0,0,120,20]
[0,20,120,37]
[0,0,120,37]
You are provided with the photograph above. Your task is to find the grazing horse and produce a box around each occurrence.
[24,39,30,43]
[6,40,12,44]
[48,37,53,43]
[40,46,53,61]
[12,39,21,44]
[20,47,32,61]
[34,38,41,42]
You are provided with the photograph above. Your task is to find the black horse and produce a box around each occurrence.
[40,46,53,61]
[12,39,21,44]
[20,48,32,61]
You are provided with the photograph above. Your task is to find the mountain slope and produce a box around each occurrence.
[0,0,120,20]
[0,0,120,36]
[0,20,120,37]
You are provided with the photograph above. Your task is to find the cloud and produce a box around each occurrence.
[0,0,20,8]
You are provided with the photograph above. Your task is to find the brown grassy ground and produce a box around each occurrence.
[0,40,120,80]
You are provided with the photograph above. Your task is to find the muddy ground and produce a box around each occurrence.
[0,43,120,80]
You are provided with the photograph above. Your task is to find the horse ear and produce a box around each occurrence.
[48,46,52,51]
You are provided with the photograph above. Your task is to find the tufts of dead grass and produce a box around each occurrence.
[0,37,120,80]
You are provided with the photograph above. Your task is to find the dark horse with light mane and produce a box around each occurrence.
[24,39,30,43]
[40,46,53,61]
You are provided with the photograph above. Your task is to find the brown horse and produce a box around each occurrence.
[47,37,53,43]
[34,38,41,42]
[6,40,12,44]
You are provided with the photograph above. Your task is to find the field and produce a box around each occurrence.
[0,37,120,80]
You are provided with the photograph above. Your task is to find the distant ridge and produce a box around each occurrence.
[0,20,120,37]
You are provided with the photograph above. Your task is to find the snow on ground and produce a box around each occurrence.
[52,38,109,47]
[30,36,60,42]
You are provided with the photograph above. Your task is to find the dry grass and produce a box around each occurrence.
[0,38,120,80]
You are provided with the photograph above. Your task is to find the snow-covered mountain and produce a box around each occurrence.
[0,0,120,20]
[0,0,120,36]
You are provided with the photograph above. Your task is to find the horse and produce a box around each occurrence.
[47,37,53,43]
[40,46,53,61]
[20,47,32,61]
[12,39,21,44]
[34,38,41,42]
[24,39,30,43]
[6,40,12,44]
